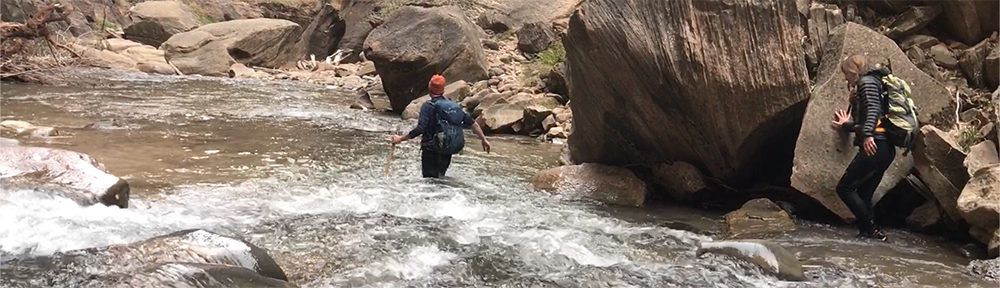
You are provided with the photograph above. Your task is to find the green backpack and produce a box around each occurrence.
[879,74,919,152]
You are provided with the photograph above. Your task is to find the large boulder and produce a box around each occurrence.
[492,0,583,29]
[400,80,470,120]
[914,125,969,222]
[476,10,513,33]
[334,0,386,63]
[790,22,952,222]
[939,0,1000,45]
[162,19,303,76]
[478,103,528,133]
[957,165,1000,241]
[697,240,806,281]
[723,198,796,238]
[296,1,342,59]
[517,21,555,54]
[564,0,811,183]
[73,44,139,71]
[0,146,129,208]
[531,163,646,207]
[123,1,201,47]
[363,6,488,113]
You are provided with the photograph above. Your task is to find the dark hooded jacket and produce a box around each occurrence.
[840,67,889,145]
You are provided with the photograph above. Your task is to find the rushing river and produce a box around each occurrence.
[0,69,995,287]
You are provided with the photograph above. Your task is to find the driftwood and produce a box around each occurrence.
[1,3,79,58]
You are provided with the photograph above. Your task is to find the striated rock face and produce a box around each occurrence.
[162,19,303,76]
[790,23,952,222]
[363,6,488,112]
[564,0,810,184]
[297,1,342,59]
[939,0,1000,45]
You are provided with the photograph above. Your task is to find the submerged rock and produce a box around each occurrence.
[0,146,128,208]
[531,163,646,207]
[74,229,288,281]
[125,263,296,288]
[697,240,806,281]
[723,198,795,238]
[0,120,58,137]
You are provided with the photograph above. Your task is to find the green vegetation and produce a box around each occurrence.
[958,124,981,151]
[521,41,566,86]
[92,19,119,31]
[187,5,216,24]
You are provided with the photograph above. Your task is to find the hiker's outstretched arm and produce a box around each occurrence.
[472,121,487,142]
[471,121,491,153]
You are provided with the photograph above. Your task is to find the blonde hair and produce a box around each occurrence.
[840,54,869,76]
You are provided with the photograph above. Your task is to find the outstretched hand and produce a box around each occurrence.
[481,140,491,154]
[831,109,849,130]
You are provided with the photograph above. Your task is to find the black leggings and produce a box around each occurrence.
[836,139,895,233]
[421,150,452,178]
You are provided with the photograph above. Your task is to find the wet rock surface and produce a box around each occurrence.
[0,146,129,208]
[531,163,646,207]
[723,199,796,238]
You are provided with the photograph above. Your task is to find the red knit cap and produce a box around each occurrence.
[428,74,446,95]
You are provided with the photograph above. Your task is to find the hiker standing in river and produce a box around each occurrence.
[830,55,919,242]
[391,75,491,178]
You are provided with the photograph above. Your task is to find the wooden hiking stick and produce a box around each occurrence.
[383,127,401,177]
[383,143,395,177]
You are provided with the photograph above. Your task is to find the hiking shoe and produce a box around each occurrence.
[858,228,889,242]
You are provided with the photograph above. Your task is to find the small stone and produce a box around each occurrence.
[482,38,500,50]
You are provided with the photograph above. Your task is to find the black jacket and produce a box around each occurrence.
[840,68,888,145]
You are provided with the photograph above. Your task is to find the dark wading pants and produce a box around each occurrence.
[836,139,895,233]
[421,149,452,178]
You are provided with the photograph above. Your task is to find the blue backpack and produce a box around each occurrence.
[430,98,466,154]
